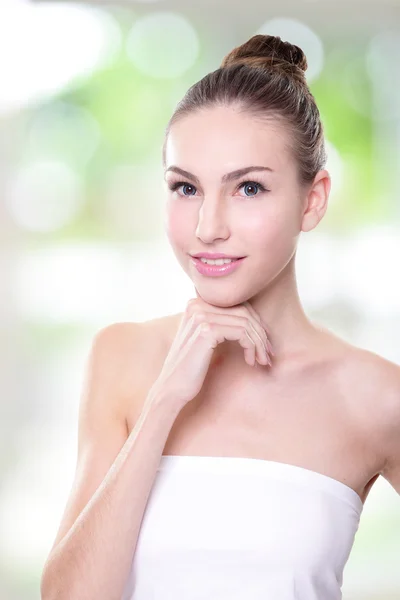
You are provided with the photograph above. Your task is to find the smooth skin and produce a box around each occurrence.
[42,104,400,597]
[159,103,400,500]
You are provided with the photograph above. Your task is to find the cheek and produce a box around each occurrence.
[164,204,188,248]
[242,204,299,254]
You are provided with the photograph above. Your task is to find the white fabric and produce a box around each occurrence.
[121,454,363,600]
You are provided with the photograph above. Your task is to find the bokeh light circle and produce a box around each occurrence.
[5,160,84,233]
[126,11,199,78]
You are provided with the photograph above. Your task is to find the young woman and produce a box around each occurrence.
[41,34,400,600]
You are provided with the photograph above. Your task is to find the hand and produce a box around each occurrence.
[149,297,274,414]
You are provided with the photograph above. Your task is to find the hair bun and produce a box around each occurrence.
[220,34,308,80]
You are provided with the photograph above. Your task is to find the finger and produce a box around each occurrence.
[200,301,271,365]
[168,308,203,360]
[237,304,272,362]
[247,320,271,366]
[187,299,271,364]
[202,321,258,367]
[244,329,257,366]
[243,301,275,356]
[243,301,271,336]
[243,311,272,363]
[197,313,269,366]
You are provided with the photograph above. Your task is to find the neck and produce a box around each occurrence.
[199,254,323,364]
[248,255,318,359]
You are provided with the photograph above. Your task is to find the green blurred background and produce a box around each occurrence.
[0,0,399,598]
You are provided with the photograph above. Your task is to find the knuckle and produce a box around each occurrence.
[193,311,207,324]
[238,307,248,318]
[244,327,255,343]
[185,299,198,317]
[243,323,252,335]
[198,321,211,334]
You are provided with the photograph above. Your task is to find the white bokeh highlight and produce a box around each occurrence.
[366,31,400,121]
[126,11,199,78]
[5,160,84,233]
[25,101,101,168]
[0,1,121,113]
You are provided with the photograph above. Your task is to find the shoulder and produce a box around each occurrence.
[339,342,400,407]
[334,339,400,492]
[329,334,400,420]
[90,312,182,402]
[313,326,400,397]
[91,312,181,360]
[358,349,400,491]
[82,321,145,418]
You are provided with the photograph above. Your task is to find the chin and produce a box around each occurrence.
[194,288,247,309]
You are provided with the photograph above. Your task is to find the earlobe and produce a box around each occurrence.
[301,211,320,233]
[300,170,331,233]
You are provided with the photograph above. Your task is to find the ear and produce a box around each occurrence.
[301,170,331,233]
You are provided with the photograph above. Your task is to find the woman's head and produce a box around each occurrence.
[163,34,331,307]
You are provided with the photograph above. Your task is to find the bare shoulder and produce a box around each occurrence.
[349,345,400,491]
[81,321,146,428]
[324,330,400,413]
[46,316,178,553]
[334,336,400,410]
[325,330,400,492]
[97,313,183,424]
[353,347,400,493]
[94,311,181,366]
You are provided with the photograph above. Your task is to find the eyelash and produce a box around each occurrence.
[167,179,270,198]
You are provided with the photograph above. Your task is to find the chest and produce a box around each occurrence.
[126,351,381,504]
[162,358,381,503]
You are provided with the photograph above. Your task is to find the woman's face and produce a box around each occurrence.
[163,104,325,307]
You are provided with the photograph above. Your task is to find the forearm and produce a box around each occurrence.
[41,390,180,600]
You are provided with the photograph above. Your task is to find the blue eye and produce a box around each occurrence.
[167,179,269,197]
[240,181,266,197]
[168,181,196,196]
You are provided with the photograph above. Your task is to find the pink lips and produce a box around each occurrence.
[190,256,246,277]
[192,252,244,259]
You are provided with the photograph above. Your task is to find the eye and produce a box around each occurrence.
[167,181,197,196]
[238,180,269,197]
[167,179,270,198]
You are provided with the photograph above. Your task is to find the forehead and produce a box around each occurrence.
[165,105,291,173]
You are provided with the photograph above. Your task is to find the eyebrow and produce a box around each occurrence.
[164,165,274,185]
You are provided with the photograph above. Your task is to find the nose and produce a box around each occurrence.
[195,197,230,244]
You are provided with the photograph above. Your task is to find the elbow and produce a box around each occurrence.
[40,568,57,600]
[40,559,67,600]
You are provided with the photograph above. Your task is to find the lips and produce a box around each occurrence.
[199,257,239,261]
[191,254,244,260]
[191,255,246,277]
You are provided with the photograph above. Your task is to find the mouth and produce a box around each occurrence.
[194,256,243,263]
[190,253,246,261]
[190,255,246,277]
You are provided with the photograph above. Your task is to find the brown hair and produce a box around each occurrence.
[162,34,327,188]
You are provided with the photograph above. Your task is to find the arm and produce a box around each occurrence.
[378,363,400,495]
[40,323,181,600]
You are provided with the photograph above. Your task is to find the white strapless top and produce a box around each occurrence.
[121,455,364,600]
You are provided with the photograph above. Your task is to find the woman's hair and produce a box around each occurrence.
[162,34,327,188]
